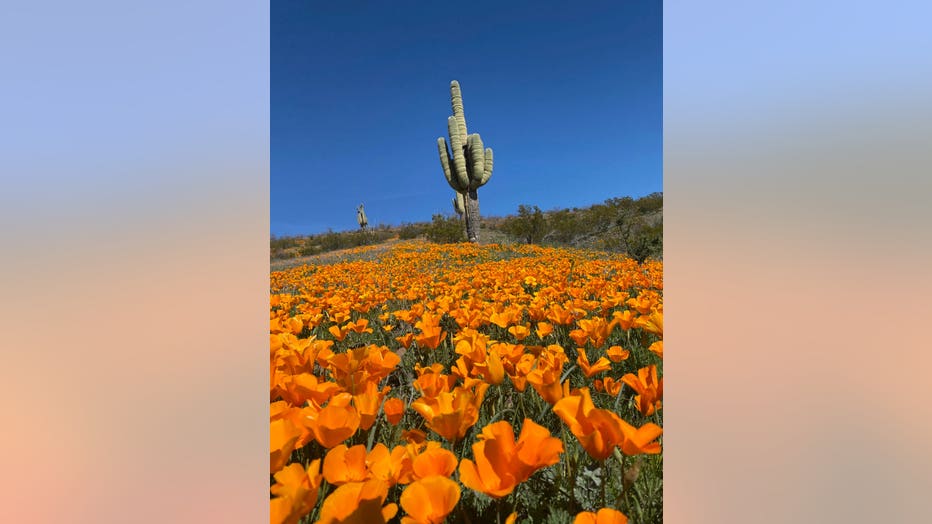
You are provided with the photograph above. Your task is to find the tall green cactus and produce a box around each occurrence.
[356,203,368,230]
[437,80,493,243]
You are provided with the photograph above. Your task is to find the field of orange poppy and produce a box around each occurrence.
[271,240,662,523]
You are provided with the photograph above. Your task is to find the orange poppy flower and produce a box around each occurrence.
[315,478,398,524]
[362,345,402,379]
[576,351,612,378]
[394,304,425,323]
[463,347,504,385]
[459,419,564,498]
[568,328,590,347]
[303,393,360,448]
[303,312,326,330]
[606,345,629,362]
[636,308,663,336]
[414,324,446,350]
[414,371,457,398]
[326,345,400,394]
[592,377,622,397]
[452,327,490,350]
[552,388,626,461]
[508,353,536,392]
[275,373,341,407]
[346,318,373,334]
[271,316,303,336]
[621,365,663,416]
[328,324,349,342]
[271,401,321,450]
[529,377,570,405]
[396,332,415,349]
[508,324,531,341]
[399,475,461,524]
[574,508,629,524]
[368,444,415,486]
[535,321,554,339]
[322,443,373,485]
[329,309,352,325]
[580,317,614,347]
[616,418,663,456]
[545,304,579,325]
[450,305,486,329]
[353,381,387,431]
[270,459,322,524]
[412,444,458,479]
[610,310,637,331]
[402,428,427,446]
[384,397,405,425]
[648,340,663,359]
[626,294,657,315]
[413,312,447,350]
[415,362,446,376]
[526,345,569,404]
[489,307,521,329]
[270,418,302,474]
[411,383,489,443]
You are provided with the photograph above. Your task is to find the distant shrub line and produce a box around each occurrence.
[271,193,661,262]
[491,193,662,263]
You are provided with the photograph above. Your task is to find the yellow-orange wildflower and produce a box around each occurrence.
[621,365,662,416]
[574,508,629,524]
[459,419,564,498]
[270,459,322,524]
[399,475,461,524]
[315,478,398,524]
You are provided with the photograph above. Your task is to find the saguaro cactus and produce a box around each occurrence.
[437,80,493,243]
[356,203,368,230]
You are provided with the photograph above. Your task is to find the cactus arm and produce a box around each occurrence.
[466,134,485,188]
[437,137,460,191]
[480,147,494,186]
[448,116,470,190]
[453,191,466,216]
[450,80,468,144]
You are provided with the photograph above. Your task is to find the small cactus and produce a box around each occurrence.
[356,203,368,230]
[437,80,493,242]
[453,192,465,218]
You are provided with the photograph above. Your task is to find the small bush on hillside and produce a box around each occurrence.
[424,214,465,244]
[270,235,300,251]
[398,223,425,240]
[627,222,663,263]
[544,209,580,244]
[270,249,298,260]
[501,205,547,244]
[298,244,320,257]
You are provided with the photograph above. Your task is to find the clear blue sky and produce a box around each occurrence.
[272,1,661,237]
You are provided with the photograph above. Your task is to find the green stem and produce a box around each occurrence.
[601,458,607,509]
[615,448,629,508]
